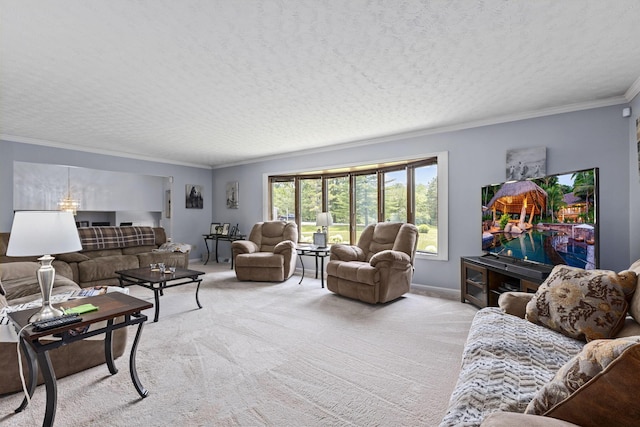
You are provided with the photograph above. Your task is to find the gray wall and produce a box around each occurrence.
[2,103,635,289]
[630,93,640,262]
[212,104,633,290]
[0,140,213,261]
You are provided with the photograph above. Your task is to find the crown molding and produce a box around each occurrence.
[0,134,213,169]
[625,75,640,101]
[215,95,628,169]
[2,95,630,171]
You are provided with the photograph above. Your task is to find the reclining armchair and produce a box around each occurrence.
[327,222,418,303]
[232,221,298,282]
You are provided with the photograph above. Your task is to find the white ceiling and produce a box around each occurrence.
[2,1,640,169]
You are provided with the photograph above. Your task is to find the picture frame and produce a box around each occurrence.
[313,232,327,247]
[506,147,546,180]
[226,181,239,209]
[229,224,238,236]
[210,222,221,235]
[186,184,203,209]
[221,223,230,236]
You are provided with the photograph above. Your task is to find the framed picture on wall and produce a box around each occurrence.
[226,181,239,209]
[186,184,203,209]
[506,147,546,180]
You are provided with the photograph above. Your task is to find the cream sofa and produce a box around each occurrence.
[440,260,640,427]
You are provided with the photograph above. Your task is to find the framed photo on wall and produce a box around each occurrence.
[506,147,546,180]
[186,184,203,209]
[226,181,239,209]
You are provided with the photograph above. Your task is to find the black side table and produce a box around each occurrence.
[296,246,331,288]
[202,234,246,268]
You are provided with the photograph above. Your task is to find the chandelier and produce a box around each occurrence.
[58,168,80,215]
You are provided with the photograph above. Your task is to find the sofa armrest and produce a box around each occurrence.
[330,244,365,262]
[231,240,259,255]
[481,412,580,427]
[498,291,534,319]
[369,250,411,267]
[273,240,295,254]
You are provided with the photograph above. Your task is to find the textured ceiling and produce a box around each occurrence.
[1,0,640,168]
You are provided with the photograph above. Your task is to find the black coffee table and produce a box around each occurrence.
[116,267,205,322]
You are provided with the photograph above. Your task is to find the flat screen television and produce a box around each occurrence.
[481,167,599,270]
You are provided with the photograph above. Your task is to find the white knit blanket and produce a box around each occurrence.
[439,307,584,427]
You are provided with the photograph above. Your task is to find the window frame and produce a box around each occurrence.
[263,151,448,261]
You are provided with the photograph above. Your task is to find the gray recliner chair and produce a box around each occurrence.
[326,222,418,303]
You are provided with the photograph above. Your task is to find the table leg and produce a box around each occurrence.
[153,286,161,322]
[215,237,220,263]
[15,339,38,413]
[315,255,319,279]
[203,237,211,265]
[195,279,203,309]
[320,256,325,288]
[105,319,118,374]
[298,254,305,284]
[129,321,149,398]
[37,350,57,427]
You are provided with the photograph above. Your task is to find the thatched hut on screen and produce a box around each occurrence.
[486,181,547,232]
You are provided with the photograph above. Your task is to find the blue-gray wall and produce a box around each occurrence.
[212,104,634,290]
[629,93,640,262]
[2,103,636,290]
[0,141,213,261]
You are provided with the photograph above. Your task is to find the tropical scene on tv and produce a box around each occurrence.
[481,168,597,269]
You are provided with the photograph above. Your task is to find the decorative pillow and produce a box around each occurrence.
[525,337,640,426]
[628,259,640,322]
[525,266,636,341]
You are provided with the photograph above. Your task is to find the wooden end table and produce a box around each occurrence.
[116,267,205,322]
[9,293,153,427]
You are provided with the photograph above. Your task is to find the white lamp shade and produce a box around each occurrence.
[316,212,333,227]
[7,211,82,256]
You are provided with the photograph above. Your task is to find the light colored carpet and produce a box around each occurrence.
[0,262,477,426]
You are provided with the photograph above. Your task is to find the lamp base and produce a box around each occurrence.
[29,305,64,323]
[28,254,64,323]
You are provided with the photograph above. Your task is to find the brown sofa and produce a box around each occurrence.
[0,261,127,395]
[326,222,418,303]
[1,226,189,288]
[232,221,298,282]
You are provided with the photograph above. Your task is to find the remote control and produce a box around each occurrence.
[32,313,82,331]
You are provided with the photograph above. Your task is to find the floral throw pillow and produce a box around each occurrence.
[525,266,636,341]
[526,337,640,420]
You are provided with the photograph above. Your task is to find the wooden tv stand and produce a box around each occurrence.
[460,255,553,308]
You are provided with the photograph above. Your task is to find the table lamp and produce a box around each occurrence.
[6,211,82,322]
[314,212,333,247]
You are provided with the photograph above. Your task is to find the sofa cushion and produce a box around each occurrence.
[78,255,139,283]
[525,265,635,341]
[235,252,283,268]
[525,336,640,426]
[326,261,378,286]
[0,262,79,303]
[78,226,156,250]
[439,307,584,427]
